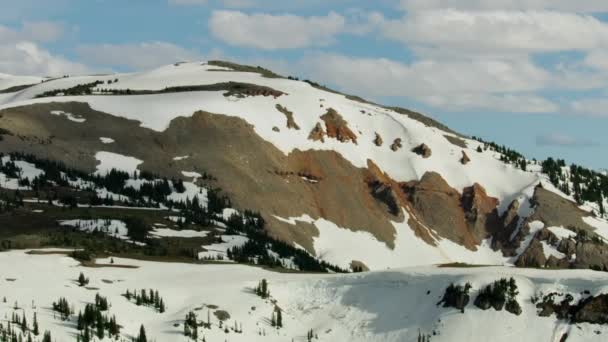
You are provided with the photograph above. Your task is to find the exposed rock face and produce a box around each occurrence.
[461,183,500,241]
[308,122,326,142]
[511,185,608,269]
[405,172,477,249]
[412,143,432,158]
[320,108,357,144]
[390,138,402,151]
[574,294,608,324]
[444,135,467,148]
[460,151,471,165]
[515,237,546,268]
[0,102,401,256]
[373,132,383,147]
[275,104,300,130]
[272,126,279,132]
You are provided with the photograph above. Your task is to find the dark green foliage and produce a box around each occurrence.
[438,282,471,313]
[124,289,166,312]
[135,325,147,342]
[255,279,269,298]
[78,272,89,287]
[183,311,198,339]
[52,297,71,320]
[35,81,104,98]
[474,277,521,315]
[124,217,151,242]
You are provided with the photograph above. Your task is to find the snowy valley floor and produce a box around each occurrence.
[1,249,608,342]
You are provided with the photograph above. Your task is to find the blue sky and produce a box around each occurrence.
[0,0,607,170]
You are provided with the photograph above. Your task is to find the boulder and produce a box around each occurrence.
[308,122,326,142]
[460,151,471,165]
[390,138,402,151]
[412,143,432,158]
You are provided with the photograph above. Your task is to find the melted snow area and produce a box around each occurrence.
[94,151,142,176]
[50,110,86,123]
[60,219,129,239]
[1,250,607,342]
[0,156,44,190]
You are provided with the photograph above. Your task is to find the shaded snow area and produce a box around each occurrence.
[1,250,608,342]
[150,228,210,238]
[50,110,86,123]
[583,216,608,241]
[275,210,508,270]
[0,156,44,190]
[94,151,142,176]
[198,235,249,260]
[99,137,115,144]
[59,219,128,239]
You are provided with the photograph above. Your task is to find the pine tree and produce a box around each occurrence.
[41,331,52,342]
[32,313,39,336]
[137,324,147,342]
[276,307,283,328]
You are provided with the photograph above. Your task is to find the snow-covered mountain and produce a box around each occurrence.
[1,60,607,272]
[2,60,608,342]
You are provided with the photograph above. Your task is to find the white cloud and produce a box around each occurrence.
[0,41,88,76]
[536,133,598,147]
[0,22,87,76]
[381,10,608,53]
[76,42,204,70]
[399,0,608,13]
[209,10,346,49]
[300,53,558,113]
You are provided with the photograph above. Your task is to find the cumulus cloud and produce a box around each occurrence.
[76,42,204,70]
[0,22,87,76]
[399,0,608,13]
[536,133,598,147]
[209,10,346,49]
[0,41,88,76]
[299,53,558,113]
[381,10,608,53]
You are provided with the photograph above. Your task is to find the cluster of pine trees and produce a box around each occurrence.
[76,295,120,341]
[52,297,71,320]
[183,311,199,339]
[3,152,348,273]
[472,136,528,171]
[35,80,104,98]
[124,289,166,313]
[0,322,50,342]
[225,212,347,273]
[542,158,608,214]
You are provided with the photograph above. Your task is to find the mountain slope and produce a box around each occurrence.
[0,61,607,272]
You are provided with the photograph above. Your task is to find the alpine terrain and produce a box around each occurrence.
[0,61,607,342]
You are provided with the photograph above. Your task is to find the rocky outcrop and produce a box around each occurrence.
[390,138,402,151]
[308,123,326,142]
[460,151,471,165]
[320,108,357,144]
[462,183,500,241]
[573,294,608,324]
[404,172,477,249]
[275,104,300,130]
[373,133,383,147]
[412,143,432,158]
